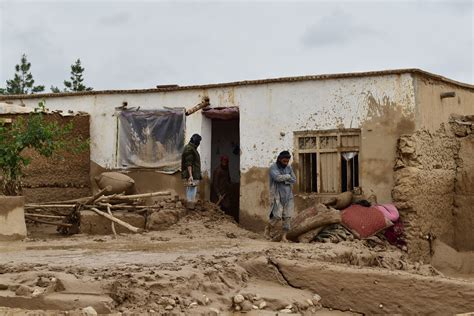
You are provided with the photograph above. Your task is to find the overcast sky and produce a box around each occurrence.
[1,0,473,91]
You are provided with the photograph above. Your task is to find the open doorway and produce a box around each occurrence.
[205,107,240,222]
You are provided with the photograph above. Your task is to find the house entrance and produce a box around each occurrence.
[204,107,240,222]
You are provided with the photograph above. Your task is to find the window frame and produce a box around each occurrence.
[293,128,361,195]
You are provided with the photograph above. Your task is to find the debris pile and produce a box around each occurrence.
[24,185,172,236]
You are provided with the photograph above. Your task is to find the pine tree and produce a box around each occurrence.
[4,54,45,95]
[64,59,93,92]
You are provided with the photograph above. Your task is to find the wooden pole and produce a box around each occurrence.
[106,204,117,238]
[110,190,171,200]
[25,213,66,219]
[90,207,143,233]
[185,97,210,116]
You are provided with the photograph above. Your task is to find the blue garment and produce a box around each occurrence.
[268,162,296,230]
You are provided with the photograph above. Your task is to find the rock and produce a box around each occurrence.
[258,301,267,309]
[147,209,184,231]
[234,305,241,311]
[252,305,258,309]
[82,306,98,316]
[159,296,176,306]
[209,307,220,315]
[189,302,198,308]
[279,309,292,313]
[15,285,32,297]
[241,300,253,312]
[285,304,293,309]
[312,294,322,305]
[233,294,245,304]
[165,305,174,310]
[306,298,314,306]
[32,288,44,297]
[226,232,237,238]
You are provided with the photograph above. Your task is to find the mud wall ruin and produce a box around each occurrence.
[0,113,91,202]
[393,116,474,262]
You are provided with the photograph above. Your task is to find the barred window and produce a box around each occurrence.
[294,129,360,194]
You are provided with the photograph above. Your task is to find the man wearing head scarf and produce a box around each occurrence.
[264,150,296,242]
[211,155,232,213]
[181,134,202,206]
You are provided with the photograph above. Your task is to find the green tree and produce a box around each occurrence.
[0,100,88,195]
[64,59,93,92]
[4,54,45,95]
[50,85,61,93]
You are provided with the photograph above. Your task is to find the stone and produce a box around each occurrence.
[82,306,98,316]
[209,307,220,315]
[233,294,245,304]
[258,301,267,309]
[147,209,184,231]
[279,309,292,313]
[240,300,253,312]
[80,211,145,235]
[312,294,321,303]
[165,305,174,310]
[15,285,32,297]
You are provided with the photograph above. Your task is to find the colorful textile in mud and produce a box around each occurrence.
[341,204,393,239]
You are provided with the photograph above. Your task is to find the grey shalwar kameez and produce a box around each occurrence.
[268,162,296,231]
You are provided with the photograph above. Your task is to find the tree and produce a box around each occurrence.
[64,59,93,92]
[0,101,88,195]
[4,54,45,95]
[50,86,61,93]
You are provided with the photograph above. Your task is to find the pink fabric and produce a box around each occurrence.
[341,205,392,239]
[375,204,399,222]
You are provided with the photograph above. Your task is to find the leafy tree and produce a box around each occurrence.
[0,100,88,195]
[64,59,93,92]
[4,54,45,95]
[50,86,61,93]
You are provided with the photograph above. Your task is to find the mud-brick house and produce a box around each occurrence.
[1,69,473,235]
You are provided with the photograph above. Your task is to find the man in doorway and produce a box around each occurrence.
[181,134,202,207]
[264,150,296,242]
[211,155,232,213]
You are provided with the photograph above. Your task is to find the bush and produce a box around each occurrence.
[0,100,88,195]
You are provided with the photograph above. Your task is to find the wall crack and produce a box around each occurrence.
[267,257,301,289]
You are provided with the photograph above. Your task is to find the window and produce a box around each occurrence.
[294,129,360,194]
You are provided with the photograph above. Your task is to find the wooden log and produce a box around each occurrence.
[84,186,112,205]
[185,97,210,116]
[286,204,341,240]
[90,207,143,233]
[25,217,72,227]
[25,213,66,219]
[105,191,171,200]
[26,204,76,208]
[297,227,325,243]
[106,204,117,238]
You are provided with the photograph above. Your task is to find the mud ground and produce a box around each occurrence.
[1,208,473,315]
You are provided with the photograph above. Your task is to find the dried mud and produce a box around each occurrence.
[0,207,473,315]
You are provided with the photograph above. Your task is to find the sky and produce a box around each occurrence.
[0,0,473,91]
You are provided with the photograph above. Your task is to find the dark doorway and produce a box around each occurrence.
[209,118,240,222]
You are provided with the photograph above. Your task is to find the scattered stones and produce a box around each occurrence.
[82,306,98,316]
[15,285,32,297]
[233,294,245,304]
[240,300,253,312]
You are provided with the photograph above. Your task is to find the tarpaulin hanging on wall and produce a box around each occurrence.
[117,108,185,173]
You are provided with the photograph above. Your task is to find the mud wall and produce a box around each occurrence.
[414,75,474,132]
[393,117,474,261]
[452,122,474,251]
[0,114,91,202]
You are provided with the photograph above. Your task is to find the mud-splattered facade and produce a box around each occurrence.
[1,69,473,233]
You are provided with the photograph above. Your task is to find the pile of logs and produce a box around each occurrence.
[24,186,171,236]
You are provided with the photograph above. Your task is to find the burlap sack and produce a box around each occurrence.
[95,172,135,195]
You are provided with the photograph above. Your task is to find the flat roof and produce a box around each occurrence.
[1,68,472,101]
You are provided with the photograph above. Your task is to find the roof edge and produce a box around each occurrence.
[1,68,472,101]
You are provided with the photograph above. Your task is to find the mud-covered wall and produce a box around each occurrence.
[239,75,416,231]
[393,117,474,261]
[392,128,459,262]
[452,120,474,251]
[0,114,91,202]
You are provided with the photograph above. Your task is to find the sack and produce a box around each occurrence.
[374,204,399,222]
[95,172,135,195]
[341,204,393,239]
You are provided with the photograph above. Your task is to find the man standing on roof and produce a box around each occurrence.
[264,151,296,242]
[181,134,202,208]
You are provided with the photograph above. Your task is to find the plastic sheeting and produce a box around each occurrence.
[117,108,185,173]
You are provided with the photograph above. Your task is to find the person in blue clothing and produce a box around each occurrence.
[264,150,296,242]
